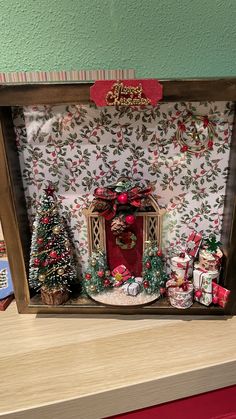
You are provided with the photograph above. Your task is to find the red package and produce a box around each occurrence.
[112,265,132,287]
[212,282,230,308]
[186,231,202,258]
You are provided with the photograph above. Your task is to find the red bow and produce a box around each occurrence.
[167,278,191,291]
[93,185,152,220]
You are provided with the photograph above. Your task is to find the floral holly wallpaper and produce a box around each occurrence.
[12,101,234,271]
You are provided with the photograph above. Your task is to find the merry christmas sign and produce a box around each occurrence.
[90,79,163,106]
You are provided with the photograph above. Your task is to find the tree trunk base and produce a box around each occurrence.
[41,287,69,305]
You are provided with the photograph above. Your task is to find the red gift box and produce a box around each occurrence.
[186,231,202,258]
[212,282,230,308]
[112,265,132,287]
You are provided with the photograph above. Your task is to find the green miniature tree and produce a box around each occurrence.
[142,241,167,295]
[83,249,112,294]
[29,185,77,294]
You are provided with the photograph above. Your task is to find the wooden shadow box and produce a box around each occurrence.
[1,78,236,315]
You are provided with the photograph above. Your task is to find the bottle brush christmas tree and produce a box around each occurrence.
[83,249,112,295]
[142,241,167,295]
[29,185,77,305]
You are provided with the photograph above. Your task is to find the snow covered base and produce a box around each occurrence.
[88,287,160,306]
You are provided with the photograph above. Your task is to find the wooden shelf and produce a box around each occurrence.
[1,302,236,419]
[28,293,224,315]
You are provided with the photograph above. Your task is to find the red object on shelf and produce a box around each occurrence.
[213,282,231,308]
[186,231,202,258]
[106,217,143,277]
[107,385,236,419]
[0,295,14,311]
[90,79,163,107]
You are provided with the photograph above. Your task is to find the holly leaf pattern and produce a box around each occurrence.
[13,101,234,271]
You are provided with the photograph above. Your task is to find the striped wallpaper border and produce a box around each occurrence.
[0,69,135,84]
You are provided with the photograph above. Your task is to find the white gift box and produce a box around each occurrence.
[135,277,143,285]
[193,269,213,306]
[122,281,141,296]
[198,248,222,271]
[194,262,220,283]
[170,253,193,280]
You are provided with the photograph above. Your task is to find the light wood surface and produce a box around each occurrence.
[0,303,236,419]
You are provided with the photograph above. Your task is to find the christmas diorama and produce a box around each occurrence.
[0,78,236,314]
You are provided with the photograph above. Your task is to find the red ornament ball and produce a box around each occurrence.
[41,216,50,224]
[181,145,188,152]
[49,250,58,259]
[34,258,40,267]
[97,270,104,278]
[85,273,92,280]
[117,192,128,204]
[125,214,135,225]
[160,287,166,295]
[42,260,48,267]
[195,289,202,299]
[37,238,44,245]
[157,249,163,257]
[104,278,110,287]
[212,296,219,305]
[143,280,150,289]
[145,261,151,269]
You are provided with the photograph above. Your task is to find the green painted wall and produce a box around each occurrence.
[0,0,235,77]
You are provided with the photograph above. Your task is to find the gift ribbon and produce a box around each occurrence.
[112,265,131,284]
[195,271,212,298]
[167,279,191,292]
[93,185,152,220]
[174,252,191,279]
[186,232,202,256]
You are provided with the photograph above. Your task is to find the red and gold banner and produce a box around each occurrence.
[90,79,163,106]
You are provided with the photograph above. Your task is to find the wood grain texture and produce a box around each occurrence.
[0,78,236,105]
[1,303,236,419]
[0,111,30,313]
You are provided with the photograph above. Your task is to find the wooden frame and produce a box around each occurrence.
[1,78,236,314]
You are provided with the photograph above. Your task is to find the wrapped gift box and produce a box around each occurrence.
[212,282,230,308]
[122,280,142,296]
[198,248,223,271]
[166,279,193,309]
[193,269,213,306]
[186,232,202,258]
[112,265,131,287]
[194,263,220,283]
[170,253,193,280]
